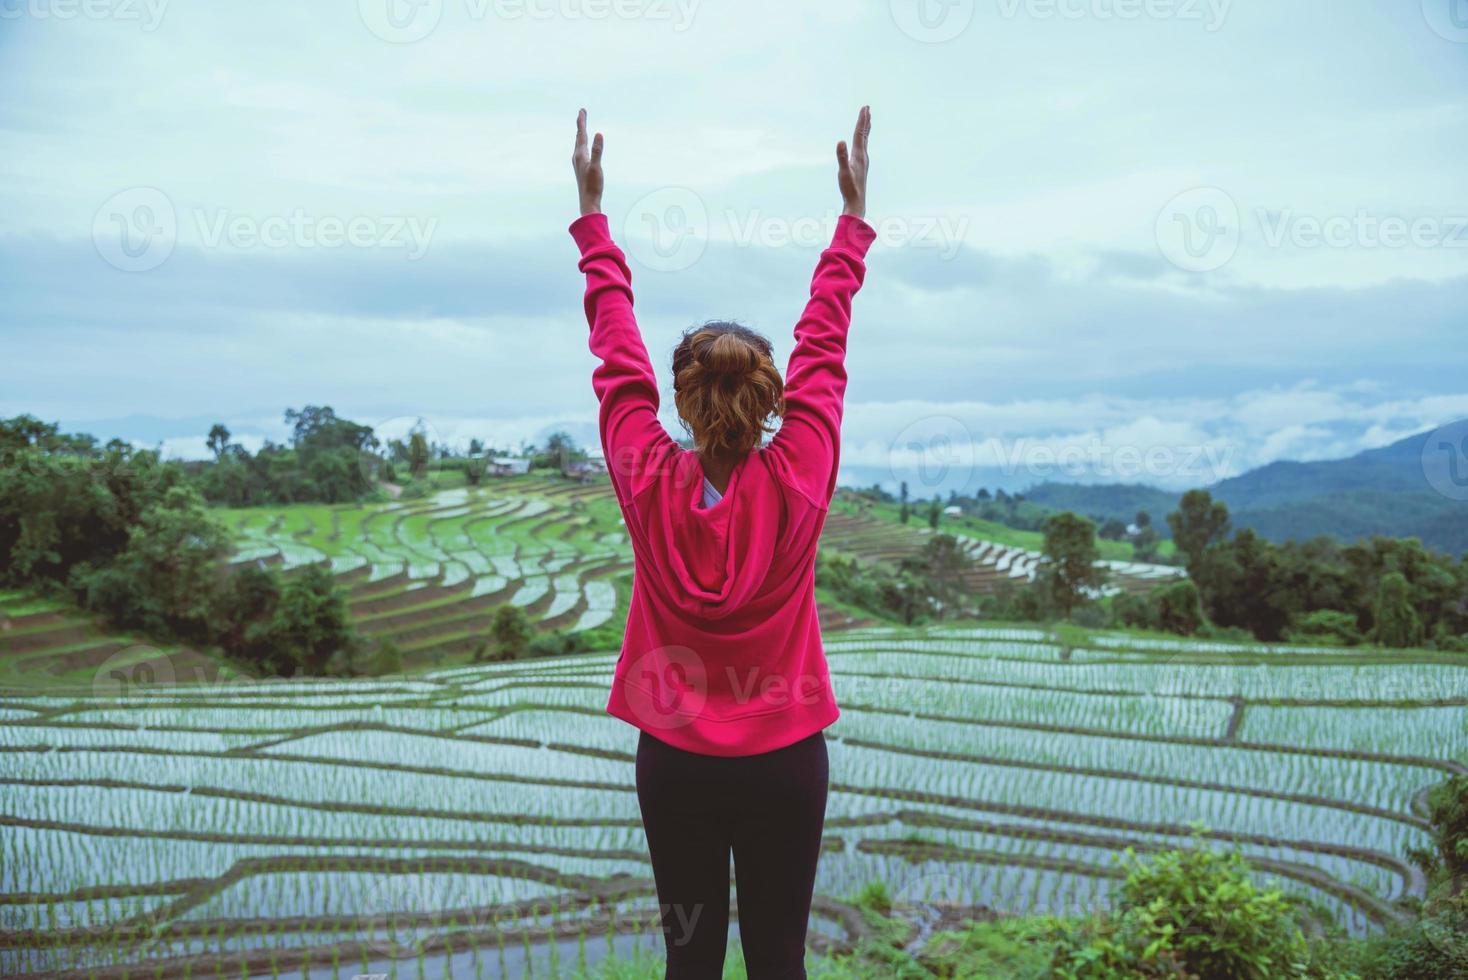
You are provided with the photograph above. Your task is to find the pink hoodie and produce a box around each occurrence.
[570,211,877,756]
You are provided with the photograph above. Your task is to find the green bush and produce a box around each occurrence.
[1154,579,1205,636]
[371,638,403,677]
[488,604,535,661]
[1286,609,1365,646]
[1052,839,1317,979]
[1110,592,1156,631]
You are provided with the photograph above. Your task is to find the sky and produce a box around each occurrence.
[2,0,1466,495]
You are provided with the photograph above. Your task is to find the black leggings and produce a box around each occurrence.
[634,729,829,979]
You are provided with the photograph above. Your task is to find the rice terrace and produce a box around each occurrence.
[2,472,1465,978]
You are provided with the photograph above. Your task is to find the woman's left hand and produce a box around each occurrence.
[572,109,604,217]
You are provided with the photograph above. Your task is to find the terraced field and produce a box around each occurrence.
[821,509,1186,597]
[2,625,1463,977]
[0,478,1184,688]
[223,478,633,670]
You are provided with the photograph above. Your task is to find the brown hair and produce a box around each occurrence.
[671,321,785,458]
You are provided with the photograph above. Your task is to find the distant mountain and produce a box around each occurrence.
[1209,431,1433,510]
[1023,429,1467,558]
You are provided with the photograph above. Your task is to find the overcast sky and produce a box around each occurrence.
[2,0,1465,493]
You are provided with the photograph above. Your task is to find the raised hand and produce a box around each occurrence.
[572,108,604,217]
[836,105,871,220]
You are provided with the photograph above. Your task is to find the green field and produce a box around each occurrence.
[1,481,1465,976]
[3,619,1465,976]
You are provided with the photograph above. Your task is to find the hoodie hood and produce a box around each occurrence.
[636,449,783,622]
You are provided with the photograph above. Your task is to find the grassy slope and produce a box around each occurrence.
[832,495,1177,562]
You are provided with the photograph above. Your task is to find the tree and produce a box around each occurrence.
[1168,490,1231,572]
[269,564,355,676]
[371,638,404,677]
[406,428,431,481]
[900,533,973,619]
[1133,524,1161,563]
[75,484,229,641]
[926,498,941,530]
[1098,518,1129,541]
[489,604,535,661]
[898,501,910,525]
[206,424,231,460]
[1374,571,1424,649]
[1154,579,1205,636]
[1038,512,1106,620]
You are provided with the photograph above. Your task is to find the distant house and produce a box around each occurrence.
[562,457,609,484]
[488,456,530,477]
[943,505,963,517]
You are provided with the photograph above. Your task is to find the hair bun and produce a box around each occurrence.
[698,331,760,380]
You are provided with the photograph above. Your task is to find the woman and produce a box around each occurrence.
[569,106,874,979]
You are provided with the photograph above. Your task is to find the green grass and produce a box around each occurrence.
[837,495,1178,562]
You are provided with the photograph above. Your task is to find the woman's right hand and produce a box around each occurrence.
[837,105,871,220]
[573,108,605,217]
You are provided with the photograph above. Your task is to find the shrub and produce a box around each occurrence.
[489,604,535,661]
[1154,579,1205,636]
[1286,609,1364,647]
[371,638,403,677]
[1374,571,1425,649]
[1052,838,1316,980]
[1110,592,1155,631]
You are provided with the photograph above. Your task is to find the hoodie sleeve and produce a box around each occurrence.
[571,212,678,509]
[768,214,877,506]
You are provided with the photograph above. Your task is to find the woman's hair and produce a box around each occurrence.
[671,321,785,458]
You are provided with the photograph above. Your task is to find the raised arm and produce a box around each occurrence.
[570,109,675,507]
[769,106,876,506]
